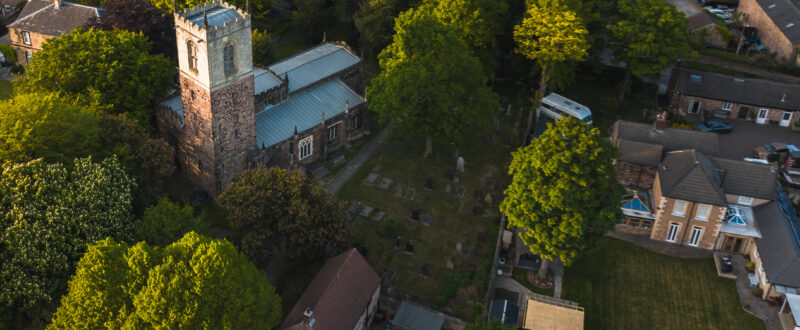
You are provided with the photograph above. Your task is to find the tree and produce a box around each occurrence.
[607,0,696,105]
[14,28,173,124]
[366,8,497,156]
[0,43,16,64]
[423,0,507,49]
[135,198,208,246]
[219,167,349,267]
[500,117,623,279]
[292,0,332,43]
[252,29,277,67]
[0,157,135,328]
[148,0,271,18]
[354,0,403,57]
[86,0,176,60]
[49,232,282,329]
[513,0,589,141]
[0,93,102,165]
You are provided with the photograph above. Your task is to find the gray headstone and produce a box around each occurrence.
[467,244,478,257]
[410,208,422,222]
[420,264,432,278]
[346,202,361,214]
[484,193,493,204]
[394,185,404,197]
[456,240,464,254]
[395,237,402,250]
[378,177,394,191]
[446,256,455,269]
[422,215,434,227]
[444,183,452,195]
[405,240,415,255]
[456,157,465,173]
[359,205,374,217]
[363,173,380,186]
[424,178,433,191]
[372,211,386,221]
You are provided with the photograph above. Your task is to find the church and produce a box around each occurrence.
[157,0,369,196]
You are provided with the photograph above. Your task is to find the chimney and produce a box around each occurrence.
[303,307,314,328]
[54,0,61,9]
[654,112,667,131]
[344,99,349,114]
[782,94,786,103]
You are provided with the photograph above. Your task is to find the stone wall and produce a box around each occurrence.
[8,28,50,65]
[738,0,800,64]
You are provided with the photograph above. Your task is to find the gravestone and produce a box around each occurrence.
[372,211,386,221]
[405,188,416,200]
[329,150,346,166]
[382,267,398,286]
[359,205,374,217]
[424,178,433,191]
[395,236,403,250]
[363,173,380,186]
[444,169,454,181]
[446,256,455,269]
[422,215,435,227]
[420,264,432,279]
[444,183,452,195]
[477,232,487,243]
[484,193,493,204]
[456,241,465,254]
[378,177,394,191]
[453,174,460,184]
[456,157,465,173]
[410,209,422,223]
[346,202,361,214]
[405,240,415,255]
[484,208,498,217]
[473,205,484,215]
[474,189,483,201]
[467,244,478,257]
[456,186,466,198]
[395,185,405,197]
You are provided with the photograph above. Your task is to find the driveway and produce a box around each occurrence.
[667,0,702,16]
[716,120,800,160]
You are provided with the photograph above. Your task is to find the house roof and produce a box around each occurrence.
[754,0,800,45]
[710,157,776,200]
[617,139,663,167]
[280,249,381,330]
[687,12,717,32]
[754,190,800,288]
[268,43,360,93]
[255,78,364,148]
[676,68,800,111]
[658,150,727,206]
[9,0,99,37]
[613,120,719,155]
[391,301,445,330]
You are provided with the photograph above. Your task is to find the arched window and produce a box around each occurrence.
[187,40,198,72]
[223,41,236,75]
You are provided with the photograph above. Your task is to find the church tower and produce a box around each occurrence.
[174,0,256,196]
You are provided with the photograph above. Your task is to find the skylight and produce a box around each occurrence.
[788,23,795,28]
[769,4,776,9]
[727,206,747,225]
[622,197,650,213]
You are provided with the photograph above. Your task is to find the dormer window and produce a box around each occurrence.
[223,41,236,75]
[187,40,198,72]
[737,196,753,206]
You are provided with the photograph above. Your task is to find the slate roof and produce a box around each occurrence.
[255,78,364,148]
[613,120,719,155]
[658,150,727,206]
[280,249,380,330]
[185,5,241,27]
[687,12,717,32]
[754,0,800,45]
[391,301,445,330]
[617,139,663,167]
[676,68,800,111]
[710,157,776,200]
[253,67,282,94]
[268,43,360,93]
[754,191,800,288]
[9,0,99,36]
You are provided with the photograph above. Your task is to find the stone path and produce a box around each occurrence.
[327,126,389,195]
[608,231,713,258]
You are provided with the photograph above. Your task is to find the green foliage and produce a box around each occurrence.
[422,0,507,49]
[9,64,23,75]
[608,0,697,79]
[500,117,623,266]
[366,8,497,149]
[150,0,271,18]
[354,0,403,57]
[376,218,402,239]
[252,29,277,67]
[49,232,282,329]
[14,28,173,123]
[136,198,208,246]
[0,93,102,165]
[0,44,16,64]
[0,157,135,327]
[292,0,332,43]
[219,167,350,266]
[433,269,472,307]
[715,25,734,44]
[745,261,755,272]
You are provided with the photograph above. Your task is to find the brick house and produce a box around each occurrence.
[1,0,25,22]
[280,249,381,330]
[737,0,800,65]
[687,12,728,49]
[668,68,800,127]
[156,0,368,196]
[7,0,99,65]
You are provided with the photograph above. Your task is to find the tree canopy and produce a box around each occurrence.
[87,0,176,60]
[219,167,349,266]
[366,8,497,155]
[0,157,135,328]
[14,28,173,123]
[49,232,282,329]
[500,117,623,272]
[423,0,507,49]
[292,0,332,43]
[354,0,405,57]
[0,93,101,165]
[135,198,208,246]
[252,29,277,67]
[149,0,271,18]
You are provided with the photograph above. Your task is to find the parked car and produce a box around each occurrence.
[720,255,733,273]
[706,8,732,19]
[698,120,732,133]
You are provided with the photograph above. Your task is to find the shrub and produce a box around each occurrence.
[376,218,402,239]
[9,64,23,74]
[0,44,15,64]
[745,261,755,272]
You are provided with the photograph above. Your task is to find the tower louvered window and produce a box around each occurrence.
[187,40,198,72]
[223,42,236,75]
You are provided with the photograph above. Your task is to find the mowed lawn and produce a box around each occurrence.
[562,238,765,330]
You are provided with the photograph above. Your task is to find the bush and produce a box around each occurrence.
[0,44,15,64]
[9,64,23,74]
[376,218,402,239]
[135,198,208,246]
[746,261,755,272]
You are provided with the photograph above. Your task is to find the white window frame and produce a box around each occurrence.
[298,136,313,160]
[752,246,759,259]
[688,226,703,246]
[327,123,339,141]
[738,196,753,206]
[666,223,680,242]
[672,200,687,217]
[722,101,732,111]
[24,51,32,63]
[695,204,710,221]
[22,31,30,45]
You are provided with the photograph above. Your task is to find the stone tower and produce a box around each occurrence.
[174,0,256,196]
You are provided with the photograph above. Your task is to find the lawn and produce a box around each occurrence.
[511,267,554,297]
[0,80,11,100]
[562,238,765,330]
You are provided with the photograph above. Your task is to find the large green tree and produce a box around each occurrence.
[49,232,282,329]
[513,0,589,141]
[14,28,173,123]
[354,0,404,57]
[86,0,176,60]
[500,117,623,279]
[135,198,208,246]
[292,0,333,43]
[0,157,135,328]
[366,8,497,156]
[252,29,277,67]
[142,0,271,18]
[0,93,101,165]
[423,0,507,49]
[219,167,349,267]
[608,0,696,104]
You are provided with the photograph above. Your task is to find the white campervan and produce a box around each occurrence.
[537,93,593,124]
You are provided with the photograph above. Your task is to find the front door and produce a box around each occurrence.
[688,101,701,114]
[722,236,745,253]
[738,106,749,119]
[757,109,768,124]
[781,111,792,127]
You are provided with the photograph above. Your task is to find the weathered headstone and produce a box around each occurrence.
[456,241,464,254]
[410,209,422,223]
[467,244,478,257]
[446,256,455,270]
[363,173,380,186]
[444,183,452,195]
[372,211,386,221]
[395,185,405,197]
[424,178,433,191]
[420,264,432,279]
[405,240,415,255]
[453,174,460,183]
[346,202,361,214]
[444,169,454,181]
[359,205,374,217]
[378,177,394,191]
[422,215,435,227]
[456,186,466,198]
[484,193,493,204]
[395,236,403,250]
[456,157,465,173]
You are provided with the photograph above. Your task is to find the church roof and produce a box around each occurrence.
[268,43,360,93]
[255,78,364,148]
[185,5,241,27]
[254,68,282,94]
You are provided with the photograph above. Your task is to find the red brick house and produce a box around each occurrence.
[738,0,800,65]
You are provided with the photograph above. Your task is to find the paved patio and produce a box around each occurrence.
[722,252,781,330]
